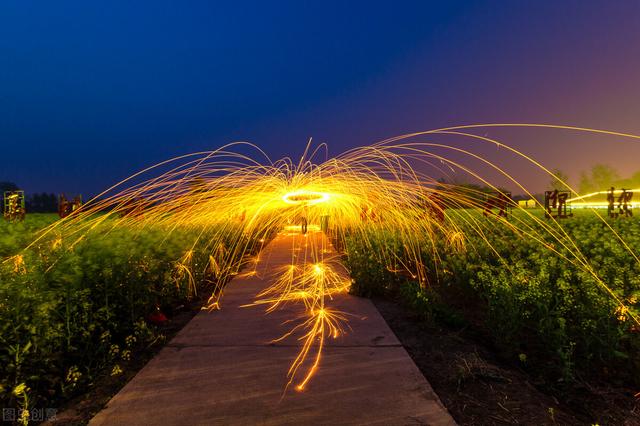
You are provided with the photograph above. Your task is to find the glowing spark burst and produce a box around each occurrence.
[8,124,640,391]
[282,190,330,205]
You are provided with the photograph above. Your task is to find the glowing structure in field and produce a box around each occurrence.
[18,124,640,390]
[3,191,26,222]
[567,188,640,209]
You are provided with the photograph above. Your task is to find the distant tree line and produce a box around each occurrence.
[549,165,640,194]
[27,193,58,212]
[579,165,640,193]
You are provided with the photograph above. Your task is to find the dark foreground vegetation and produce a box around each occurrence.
[3,208,639,424]
[345,209,640,424]
[0,214,257,424]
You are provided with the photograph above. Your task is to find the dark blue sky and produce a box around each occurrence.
[2,1,640,195]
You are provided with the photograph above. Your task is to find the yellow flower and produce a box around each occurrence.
[111,365,123,376]
[125,335,137,347]
[19,409,30,425]
[52,236,63,250]
[109,344,120,358]
[66,366,82,383]
[615,305,628,322]
[12,255,27,274]
[13,383,28,397]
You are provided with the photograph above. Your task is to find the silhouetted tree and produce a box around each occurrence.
[549,169,571,192]
[26,192,57,213]
[578,164,619,194]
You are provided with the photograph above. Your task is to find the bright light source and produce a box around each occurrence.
[282,190,330,205]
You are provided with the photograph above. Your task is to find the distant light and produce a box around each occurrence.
[567,188,640,203]
[568,202,640,209]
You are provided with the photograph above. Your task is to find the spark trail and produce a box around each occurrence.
[11,124,640,390]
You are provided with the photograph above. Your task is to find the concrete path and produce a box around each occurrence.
[90,230,456,426]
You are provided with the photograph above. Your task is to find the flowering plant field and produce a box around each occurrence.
[345,210,640,387]
[0,214,255,421]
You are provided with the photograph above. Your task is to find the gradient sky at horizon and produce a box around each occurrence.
[2,1,640,195]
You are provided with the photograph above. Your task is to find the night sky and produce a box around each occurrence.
[2,1,640,195]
